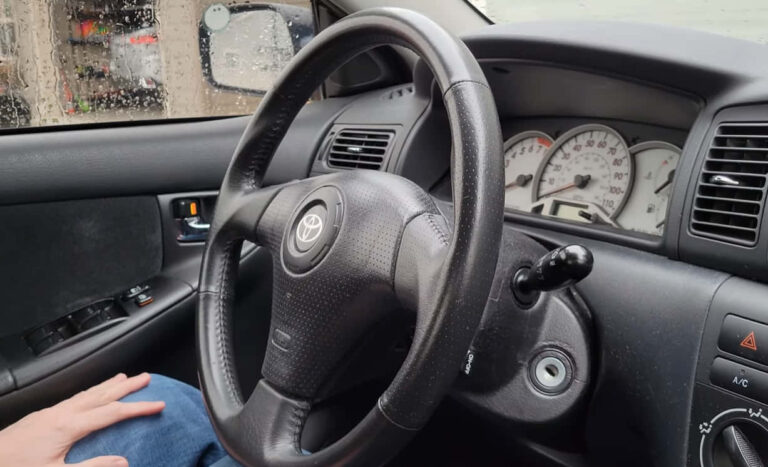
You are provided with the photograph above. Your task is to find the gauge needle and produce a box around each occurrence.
[539,174,591,198]
[505,174,533,190]
[654,169,676,194]
[578,209,611,226]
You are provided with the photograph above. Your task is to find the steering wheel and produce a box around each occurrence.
[196,7,503,466]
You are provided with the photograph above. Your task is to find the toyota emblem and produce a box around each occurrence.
[296,213,324,244]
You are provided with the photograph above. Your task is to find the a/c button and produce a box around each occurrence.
[710,357,768,404]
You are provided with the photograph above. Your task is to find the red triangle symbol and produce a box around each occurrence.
[741,331,758,351]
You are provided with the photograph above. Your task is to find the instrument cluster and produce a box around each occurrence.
[504,124,680,235]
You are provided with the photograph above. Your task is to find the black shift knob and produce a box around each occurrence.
[514,245,593,296]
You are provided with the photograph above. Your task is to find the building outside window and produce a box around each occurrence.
[0,0,312,129]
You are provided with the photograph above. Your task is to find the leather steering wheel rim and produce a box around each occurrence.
[196,7,503,467]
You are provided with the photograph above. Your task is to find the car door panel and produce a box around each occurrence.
[0,96,351,426]
[0,196,162,337]
[0,118,245,206]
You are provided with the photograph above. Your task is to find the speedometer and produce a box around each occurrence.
[503,131,554,211]
[533,124,631,220]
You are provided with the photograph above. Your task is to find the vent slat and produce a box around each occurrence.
[326,128,395,170]
[331,145,387,155]
[718,124,768,134]
[691,220,758,233]
[697,182,764,192]
[330,154,386,160]
[692,207,760,220]
[717,134,768,139]
[695,194,762,206]
[326,159,383,169]
[700,170,767,178]
[334,138,389,146]
[335,131,391,136]
[706,158,768,166]
[690,123,768,246]
[710,146,768,153]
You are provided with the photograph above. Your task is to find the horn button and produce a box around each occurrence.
[282,186,343,273]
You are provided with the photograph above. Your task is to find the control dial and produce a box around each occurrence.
[716,424,767,467]
[698,407,768,467]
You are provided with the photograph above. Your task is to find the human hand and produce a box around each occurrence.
[0,373,165,467]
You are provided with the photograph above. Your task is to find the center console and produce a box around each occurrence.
[690,277,768,466]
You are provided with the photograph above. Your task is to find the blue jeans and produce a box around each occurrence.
[65,374,241,467]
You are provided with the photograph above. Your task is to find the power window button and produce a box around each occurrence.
[32,331,65,355]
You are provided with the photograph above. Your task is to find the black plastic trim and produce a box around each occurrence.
[507,221,727,467]
[680,105,768,282]
[0,95,356,207]
[504,210,662,254]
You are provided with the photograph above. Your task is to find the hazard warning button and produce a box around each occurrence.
[719,315,768,365]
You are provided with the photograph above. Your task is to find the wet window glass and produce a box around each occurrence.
[0,0,313,129]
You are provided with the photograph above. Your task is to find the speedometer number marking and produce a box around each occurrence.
[503,131,554,211]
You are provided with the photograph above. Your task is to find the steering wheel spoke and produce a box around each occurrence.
[213,184,287,244]
[218,379,417,466]
[394,212,452,312]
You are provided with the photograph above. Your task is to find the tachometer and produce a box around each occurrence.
[616,141,680,235]
[533,124,631,221]
[504,131,554,211]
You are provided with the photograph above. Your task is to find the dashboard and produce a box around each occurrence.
[404,56,698,247]
[309,18,768,467]
[503,124,680,235]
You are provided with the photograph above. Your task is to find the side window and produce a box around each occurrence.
[0,0,313,130]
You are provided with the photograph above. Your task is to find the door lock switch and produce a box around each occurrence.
[134,293,153,307]
[173,199,200,218]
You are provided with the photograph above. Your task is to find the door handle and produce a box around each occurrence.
[177,216,210,242]
[184,217,210,232]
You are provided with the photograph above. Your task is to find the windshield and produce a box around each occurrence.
[0,0,312,130]
[467,0,768,45]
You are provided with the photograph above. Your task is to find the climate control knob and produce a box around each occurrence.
[714,423,767,467]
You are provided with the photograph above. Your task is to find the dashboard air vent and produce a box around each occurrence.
[327,129,394,170]
[384,86,414,100]
[691,123,768,246]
